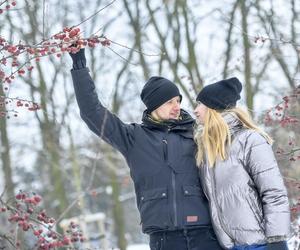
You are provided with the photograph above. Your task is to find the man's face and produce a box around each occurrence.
[151,96,181,120]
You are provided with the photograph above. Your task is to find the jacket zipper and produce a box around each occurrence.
[163,137,178,228]
[172,171,178,227]
[209,167,234,241]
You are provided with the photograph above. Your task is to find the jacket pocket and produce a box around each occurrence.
[139,187,170,229]
[245,192,265,231]
[182,185,211,225]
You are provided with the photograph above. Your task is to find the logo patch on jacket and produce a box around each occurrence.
[187,216,198,222]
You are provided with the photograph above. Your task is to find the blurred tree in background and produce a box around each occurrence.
[0,0,299,249]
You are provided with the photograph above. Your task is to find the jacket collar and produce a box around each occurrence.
[141,109,194,132]
[221,111,243,135]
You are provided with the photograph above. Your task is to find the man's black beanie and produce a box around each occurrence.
[196,77,242,110]
[140,76,182,113]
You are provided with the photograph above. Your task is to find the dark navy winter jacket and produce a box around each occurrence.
[71,67,211,234]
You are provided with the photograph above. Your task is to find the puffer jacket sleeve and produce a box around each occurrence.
[71,67,135,156]
[243,131,290,239]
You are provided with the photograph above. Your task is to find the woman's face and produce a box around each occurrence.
[194,103,207,124]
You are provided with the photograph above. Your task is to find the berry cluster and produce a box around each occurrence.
[0,191,85,249]
[0,96,40,118]
[264,88,300,127]
[285,178,300,219]
[0,23,111,118]
[1,26,110,87]
[264,86,300,161]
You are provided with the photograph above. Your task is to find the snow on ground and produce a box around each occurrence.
[127,244,150,250]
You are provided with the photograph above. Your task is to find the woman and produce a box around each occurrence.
[194,77,290,250]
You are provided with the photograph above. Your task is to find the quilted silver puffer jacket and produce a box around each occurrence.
[198,113,291,249]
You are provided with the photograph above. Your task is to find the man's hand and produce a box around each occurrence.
[69,48,86,70]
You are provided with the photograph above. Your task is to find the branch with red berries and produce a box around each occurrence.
[0,0,17,14]
[264,86,300,127]
[1,26,160,119]
[284,177,300,221]
[0,0,135,89]
[0,28,111,86]
[252,34,300,49]
[0,28,113,119]
[264,85,300,161]
[0,190,85,249]
[0,0,162,119]
[0,0,114,120]
[0,96,40,118]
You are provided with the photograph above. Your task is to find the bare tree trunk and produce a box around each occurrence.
[123,0,150,80]
[254,0,298,90]
[223,1,239,79]
[35,61,68,216]
[109,165,127,250]
[179,0,203,93]
[240,0,254,110]
[67,126,85,211]
[0,89,15,199]
[107,83,128,250]
[145,1,195,105]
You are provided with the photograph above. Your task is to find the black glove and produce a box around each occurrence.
[267,241,288,250]
[69,48,86,70]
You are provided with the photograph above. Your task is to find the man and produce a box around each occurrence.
[69,49,222,250]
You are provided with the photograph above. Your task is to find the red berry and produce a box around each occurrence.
[22,224,29,231]
[33,230,40,236]
[63,37,70,42]
[62,237,70,245]
[33,195,42,203]
[24,197,32,203]
[63,27,71,33]
[16,193,22,200]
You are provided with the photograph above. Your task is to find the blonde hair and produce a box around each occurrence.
[194,107,273,167]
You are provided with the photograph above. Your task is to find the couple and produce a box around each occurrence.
[69,49,290,250]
